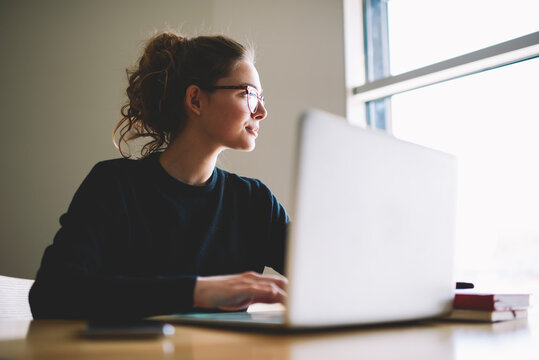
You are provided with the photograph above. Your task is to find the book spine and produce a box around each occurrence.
[453,295,496,311]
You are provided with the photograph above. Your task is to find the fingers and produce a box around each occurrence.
[218,272,287,309]
[193,271,289,311]
[249,281,287,304]
[240,271,288,292]
[218,280,287,311]
[217,283,286,311]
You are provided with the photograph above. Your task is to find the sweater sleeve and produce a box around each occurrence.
[29,162,197,320]
[258,182,290,276]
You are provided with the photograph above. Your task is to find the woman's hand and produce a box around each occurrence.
[193,271,288,311]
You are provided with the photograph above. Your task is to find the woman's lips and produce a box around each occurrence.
[246,126,259,138]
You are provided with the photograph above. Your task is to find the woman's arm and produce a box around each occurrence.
[258,182,290,275]
[29,163,198,319]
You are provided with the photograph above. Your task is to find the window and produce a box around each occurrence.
[345,0,539,289]
[387,0,539,75]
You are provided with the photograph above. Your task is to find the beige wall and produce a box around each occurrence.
[0,0,345,279]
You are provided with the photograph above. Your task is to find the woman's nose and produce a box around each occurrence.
[252,100,267,120]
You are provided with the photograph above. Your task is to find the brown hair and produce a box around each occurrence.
[113,31,254,158]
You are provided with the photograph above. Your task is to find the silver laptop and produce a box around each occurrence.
[152,109,457,330]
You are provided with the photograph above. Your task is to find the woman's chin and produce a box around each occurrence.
[236,140,256,152]
[241,144,256,152]
[225,137,257,152]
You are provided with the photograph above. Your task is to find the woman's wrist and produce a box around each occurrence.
[193,276,210,308]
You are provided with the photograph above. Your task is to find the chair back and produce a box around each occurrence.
[0,275,34,319]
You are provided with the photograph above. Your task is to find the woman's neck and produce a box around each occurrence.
[159,128,221,186]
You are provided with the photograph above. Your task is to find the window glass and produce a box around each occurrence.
[391,58,539,286]
[387,0,539,74]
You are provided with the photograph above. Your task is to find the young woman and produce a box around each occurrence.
[29,32,289,319]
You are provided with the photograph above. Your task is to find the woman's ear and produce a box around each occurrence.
[185,85,203,116]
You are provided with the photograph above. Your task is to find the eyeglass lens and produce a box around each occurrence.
[247,87,264,114]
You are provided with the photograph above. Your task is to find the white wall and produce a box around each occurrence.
[0,0,345,279]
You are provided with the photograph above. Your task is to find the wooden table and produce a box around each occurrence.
[1,311,538,360]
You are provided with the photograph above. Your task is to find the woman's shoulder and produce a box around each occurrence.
[92,157,134,172]
[90,154,156,177]
[217,168,272,195]
[74,156,158,195]
[72,155,159,201]
[217,168,288,220]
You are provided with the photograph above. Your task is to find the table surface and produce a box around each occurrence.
[1,309,539,360]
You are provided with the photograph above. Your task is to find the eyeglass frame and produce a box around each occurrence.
[202,85,265,114]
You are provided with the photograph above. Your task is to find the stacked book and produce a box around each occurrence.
[446,292,531,322]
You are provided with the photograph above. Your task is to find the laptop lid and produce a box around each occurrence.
[285,109,457,327]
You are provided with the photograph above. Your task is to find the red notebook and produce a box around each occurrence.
[453,293,530,311]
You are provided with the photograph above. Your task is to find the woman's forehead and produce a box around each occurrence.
[218,61,262,92]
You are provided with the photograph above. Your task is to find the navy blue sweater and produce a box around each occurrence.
[29,153,289,319]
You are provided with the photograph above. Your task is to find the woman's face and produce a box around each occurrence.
[199,61,267,152]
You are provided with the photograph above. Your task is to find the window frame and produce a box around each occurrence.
[346,0,539,132]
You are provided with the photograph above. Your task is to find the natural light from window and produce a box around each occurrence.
[391,56,539,290]
[387,0,539,75]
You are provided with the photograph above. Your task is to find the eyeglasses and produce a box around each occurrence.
[206,85,265,114]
